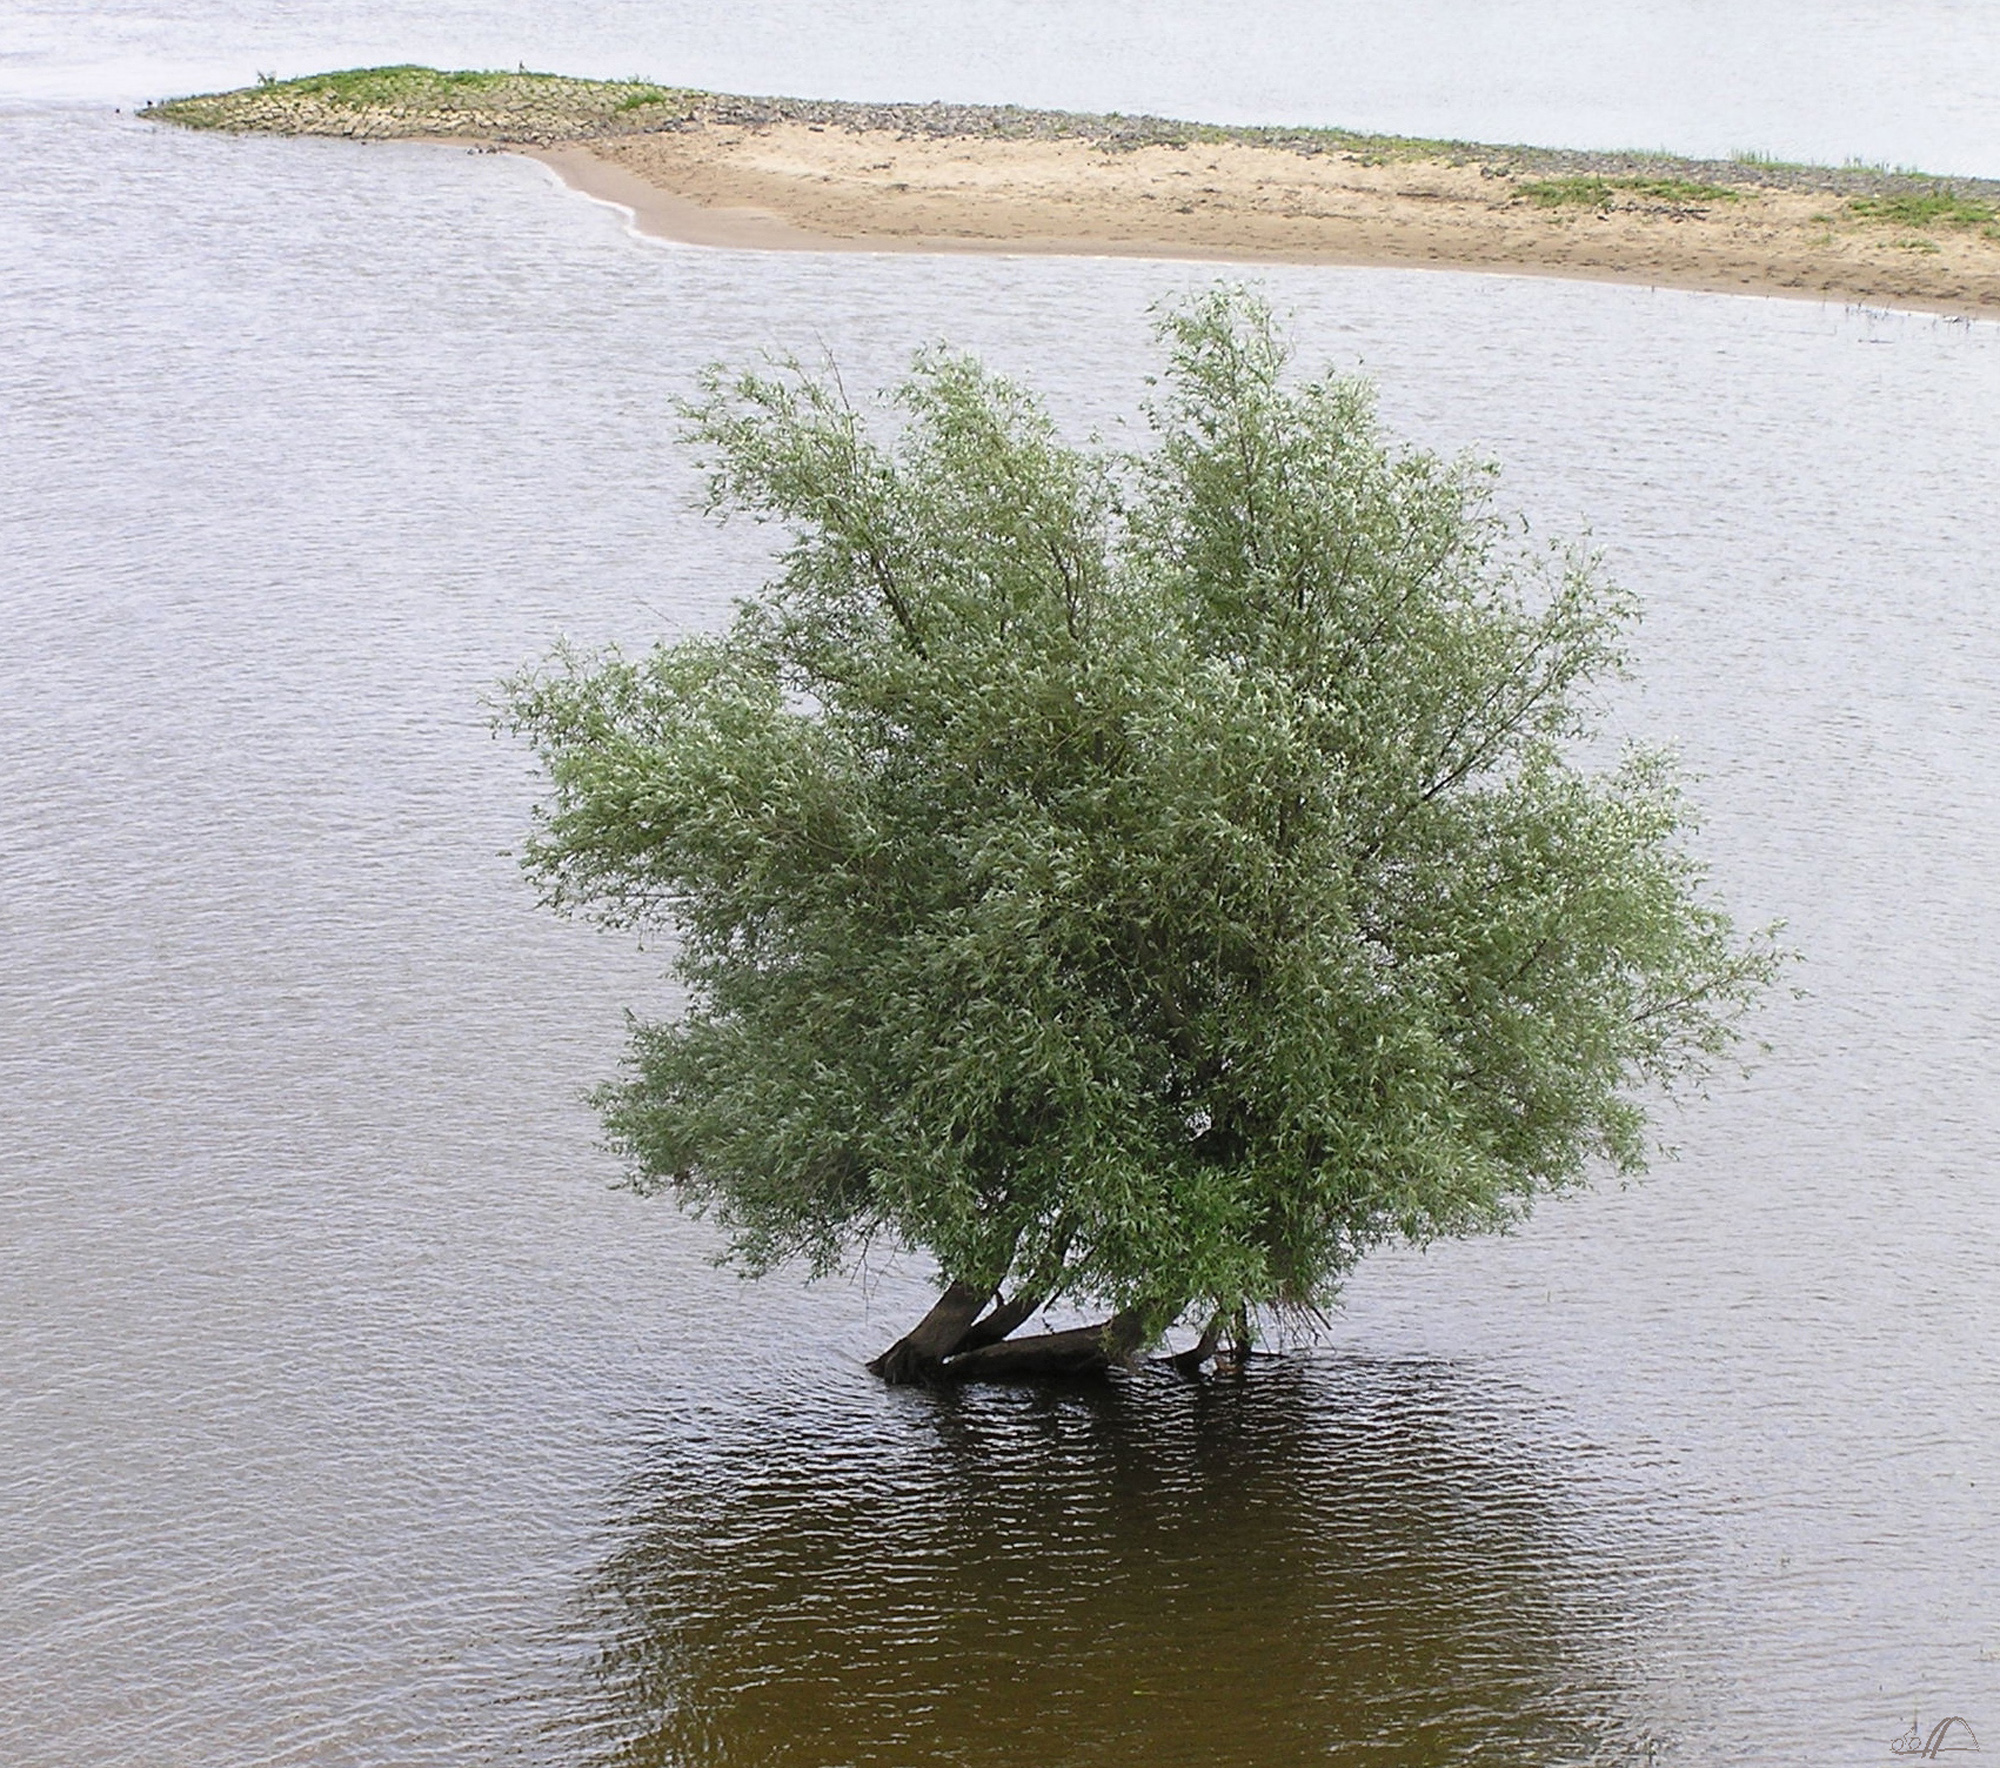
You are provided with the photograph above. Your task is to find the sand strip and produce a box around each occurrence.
[532,128,2000,317]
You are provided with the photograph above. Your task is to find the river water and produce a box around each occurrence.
[5,8,2000,1767]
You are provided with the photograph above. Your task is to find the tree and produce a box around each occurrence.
[504,289,1776,1383]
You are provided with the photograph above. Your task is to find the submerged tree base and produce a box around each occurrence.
[869,1286,1155,1384]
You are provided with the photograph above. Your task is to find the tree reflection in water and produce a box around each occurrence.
[572,1355,1691,1766]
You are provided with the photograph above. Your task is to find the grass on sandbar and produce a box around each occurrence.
[1519,174,1745,209]
[147,65,699,137]
[1847,187,1998,230]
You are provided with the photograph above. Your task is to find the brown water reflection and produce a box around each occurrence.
[581,1356,1681,1766]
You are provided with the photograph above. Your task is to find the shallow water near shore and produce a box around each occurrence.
[7,74,2000,1768]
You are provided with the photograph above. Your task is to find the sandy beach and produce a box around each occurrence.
[151,69,2000,317]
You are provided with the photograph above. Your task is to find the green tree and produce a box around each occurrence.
[505,290,1776,1382]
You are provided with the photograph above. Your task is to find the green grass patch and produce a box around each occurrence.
[268,64,519,106]
[615,83,682,112]
[1729,148,1814,170]
[1848,187,1997,230]
[144,65,700,138]
[1519,174,1744,209]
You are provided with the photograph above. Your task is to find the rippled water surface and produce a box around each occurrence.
[5,9,2000,1763]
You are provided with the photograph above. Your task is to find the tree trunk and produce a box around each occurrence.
[1167,1312,1225,1375]
[1224,1304,1253,1368]
[867,1281,991,1385]
[951,1290,1043,1354]
[940,1308,1149,1382]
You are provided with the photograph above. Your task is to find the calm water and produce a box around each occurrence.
[8,0,2000,175]
[5,9,2000,1766]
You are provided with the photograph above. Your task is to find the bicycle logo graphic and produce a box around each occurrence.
[1892,1715,1980,1759]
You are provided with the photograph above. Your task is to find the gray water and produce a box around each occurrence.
[6,9,2000,1766]
[10,0,2000,176]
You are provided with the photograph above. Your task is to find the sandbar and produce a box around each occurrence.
[149,69,2000,318]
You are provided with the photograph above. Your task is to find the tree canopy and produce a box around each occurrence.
[505,289,1775,1381]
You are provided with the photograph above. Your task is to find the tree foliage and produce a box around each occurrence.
[505,289,1775,1371]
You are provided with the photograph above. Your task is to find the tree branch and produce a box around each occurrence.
[941,1308,1149,1381]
